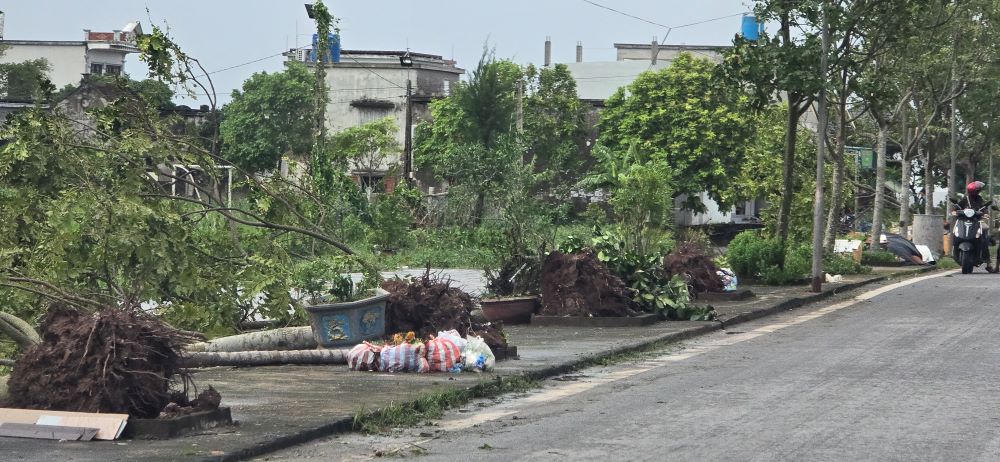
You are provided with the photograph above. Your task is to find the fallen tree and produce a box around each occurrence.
[3,303,198,418]
[186,326,316,352]
[183,349,347,368]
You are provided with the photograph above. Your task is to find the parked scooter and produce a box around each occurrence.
[950,198,993,274]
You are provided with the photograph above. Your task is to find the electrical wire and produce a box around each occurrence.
[343,54,407,89]
[581,0,748,40]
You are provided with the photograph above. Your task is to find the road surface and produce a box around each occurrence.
[259,270,1000,461]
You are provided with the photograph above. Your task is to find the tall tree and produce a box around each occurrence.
[599,52,751,211]
[219,63,314,173]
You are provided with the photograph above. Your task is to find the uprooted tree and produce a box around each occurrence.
[0,3,371,410]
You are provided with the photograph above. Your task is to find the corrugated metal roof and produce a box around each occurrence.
[562,60,671,101]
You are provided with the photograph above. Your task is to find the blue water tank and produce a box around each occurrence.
[741,14,763,40]
[309,33,341,63]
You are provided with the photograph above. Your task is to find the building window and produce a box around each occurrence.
[91,63,104,75]
[357,174,385,193]
[105,64,122,76]
[358,107,390,125]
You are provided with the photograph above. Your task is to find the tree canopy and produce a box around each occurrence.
[599,52,751,211]
[220,62,314,173]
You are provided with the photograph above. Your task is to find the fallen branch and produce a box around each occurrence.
[182,349,347,368]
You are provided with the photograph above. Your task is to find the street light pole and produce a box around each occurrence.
[404,78,413,185]
[811,2,830,293]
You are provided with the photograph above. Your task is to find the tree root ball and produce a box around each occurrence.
[381,270,507,350]
[3,303,201,418]
[663,242,723,295]
[539,249,640,317]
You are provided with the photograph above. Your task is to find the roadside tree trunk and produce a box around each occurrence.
[182,349,347,368]
[870,120,889,251]
[824,100,848,251]
[777,101,804,247]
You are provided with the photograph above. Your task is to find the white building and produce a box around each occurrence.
[0,19,142,93]
[286,47,463,190]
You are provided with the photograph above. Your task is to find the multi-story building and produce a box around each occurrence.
[285,45,464,190]
[0,14,142,92]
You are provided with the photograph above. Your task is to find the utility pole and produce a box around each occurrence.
[403,79,413,185]
[811,3,829,293]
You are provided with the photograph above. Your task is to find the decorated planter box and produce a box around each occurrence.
[305,288,389,348]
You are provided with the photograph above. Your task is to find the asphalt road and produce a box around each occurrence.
[258,270,1000,461]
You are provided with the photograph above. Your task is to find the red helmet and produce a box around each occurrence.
[968,181,985,195]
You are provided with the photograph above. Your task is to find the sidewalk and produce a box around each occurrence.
[2,266,939,462]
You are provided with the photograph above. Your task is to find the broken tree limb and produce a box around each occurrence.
[185,326,317,353]
[0,358,14,367]
[181,349,347,368]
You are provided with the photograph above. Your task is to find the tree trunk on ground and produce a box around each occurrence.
[870,121,889,251]
[777,102,803,247]
[0,312,40,349]
[186,326,317,353]
[182,349,348,368]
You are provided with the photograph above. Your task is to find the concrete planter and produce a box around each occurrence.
[305,288,388,348]
[480,296,537,325]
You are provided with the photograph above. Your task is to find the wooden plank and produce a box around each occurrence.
[0,422,99,441]
[0,408,128,440]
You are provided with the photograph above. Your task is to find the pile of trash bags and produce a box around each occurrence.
[347,329,495,373]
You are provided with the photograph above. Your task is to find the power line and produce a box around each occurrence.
[581,0,748,40]
[581,0,670,29]
[343,54,407,89]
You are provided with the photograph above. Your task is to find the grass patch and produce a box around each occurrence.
[352,375,538,434]
[935,257,959,270]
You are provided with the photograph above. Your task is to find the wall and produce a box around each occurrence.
[0,41,87,90]
[321,58,461,175]
[615,44,726,64]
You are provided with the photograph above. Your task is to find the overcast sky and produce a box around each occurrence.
[2,0,752,105]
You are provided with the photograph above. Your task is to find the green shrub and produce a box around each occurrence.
[823,253,871,275]
[861,250,900,266]
[727,231,783,278]
[368,186,421,250]
[759,244,810,285]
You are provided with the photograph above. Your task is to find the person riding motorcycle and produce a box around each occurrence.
[951,181,996,272]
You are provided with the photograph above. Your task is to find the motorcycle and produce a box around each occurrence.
[950,198,993,274]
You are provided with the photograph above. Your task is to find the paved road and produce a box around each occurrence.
[259,271,1000,461]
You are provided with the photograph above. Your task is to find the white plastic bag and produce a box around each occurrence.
[463,335,495,372]
[436,329,467,353]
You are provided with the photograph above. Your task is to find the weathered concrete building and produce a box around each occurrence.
[0,16,142,92]
[285,47,463,189]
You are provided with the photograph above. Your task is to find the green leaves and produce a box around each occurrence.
[220,62,315,173]
[598,53,751,211]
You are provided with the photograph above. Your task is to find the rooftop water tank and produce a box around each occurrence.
[309,33,341,63]
[741,14,763,40]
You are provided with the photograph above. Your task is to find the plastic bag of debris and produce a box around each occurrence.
[347,342,381,372]
[425,337,461,372]
[436,329,467,352]
[380,343,429,373]
[717,268,739,292]
[463,335,495,372]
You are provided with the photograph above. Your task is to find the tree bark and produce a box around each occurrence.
[925,144,935,215]
[824,99,848,251]
[186,326,317,352]
[899,115,911,238]
[182,349,348,368]
[870,120,889,251]
[777,100,803,247]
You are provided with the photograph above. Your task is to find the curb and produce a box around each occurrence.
[208,265,941,462]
